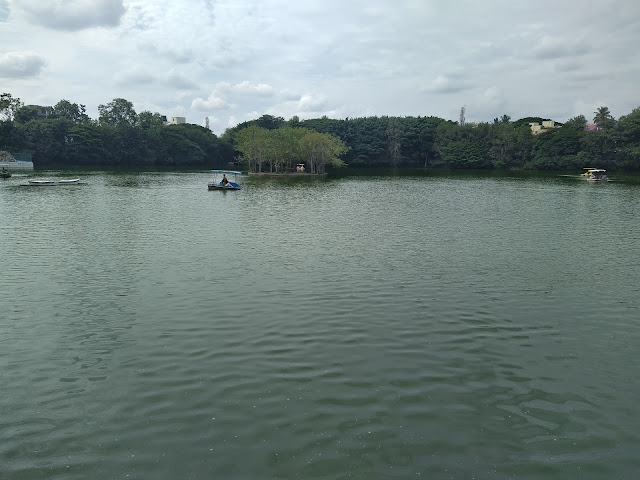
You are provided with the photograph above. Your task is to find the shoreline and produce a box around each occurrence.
[247,172,327,177]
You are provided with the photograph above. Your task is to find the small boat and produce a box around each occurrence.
[208,170,242,190]
[1,169,11,178]
[25,178,81,186]
[580,167,609,182]
[581,168,608,181]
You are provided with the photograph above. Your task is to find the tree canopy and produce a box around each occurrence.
[234,125,347,174]
[0,94,234,168]
[98,98,137,127]
[0,93,23,121]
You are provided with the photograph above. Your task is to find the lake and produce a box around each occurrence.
[1,169,639,479]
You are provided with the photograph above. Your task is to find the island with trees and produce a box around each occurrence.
[2,92,640,172]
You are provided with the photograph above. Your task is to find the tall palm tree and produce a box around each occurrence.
[593,106,612,127]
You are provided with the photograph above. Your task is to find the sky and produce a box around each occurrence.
[1,0,639,135]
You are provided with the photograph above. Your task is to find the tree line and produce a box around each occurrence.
[3,92,640,171]
[224,106,640,172]
[0,94,233,168]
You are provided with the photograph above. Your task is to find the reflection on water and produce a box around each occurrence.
[1,170,639,479]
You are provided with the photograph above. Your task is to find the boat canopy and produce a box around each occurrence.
[211,169,241,175]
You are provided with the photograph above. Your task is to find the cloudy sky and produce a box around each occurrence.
[1,0,639,134]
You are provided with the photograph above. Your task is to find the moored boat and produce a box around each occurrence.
[0,150,34,170]
[23,178,81,186]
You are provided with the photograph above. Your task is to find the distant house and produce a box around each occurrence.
[170,117,185,125]
[529,120,559,135]
[529,122,543,134]
[585,123,599,131]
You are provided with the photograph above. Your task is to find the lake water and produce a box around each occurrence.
[1,170,639,479]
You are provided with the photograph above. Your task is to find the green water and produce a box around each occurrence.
[1,170,639,479]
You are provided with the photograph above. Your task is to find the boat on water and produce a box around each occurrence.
[581,168,608,181]
[1,168,11,178]
[208,170,242,190]
[0,160,34,170]
[0,150,34,170]
[23,178,81,186]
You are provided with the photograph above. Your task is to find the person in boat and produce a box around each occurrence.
[1,167,7,174]
[221,174,229,186]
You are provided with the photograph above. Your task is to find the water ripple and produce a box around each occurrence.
[2,172,640,478]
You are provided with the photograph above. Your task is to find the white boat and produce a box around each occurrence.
[208,170,242,190]
[0,151,34,170]
[581,168,608,181]
[0,160,34,170]
[25,178,81,186]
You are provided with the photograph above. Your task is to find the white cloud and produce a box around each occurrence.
[0,52,45,78]
[13,0,125,31]
[230,81,275,96]
[532,35,591,60]
[167,72,198,90]
[137,43,193,65]
[2,0,640,126]
[426,75,471,95]
[0,0,9,22]
[115,67,155,86]
[191,93,231,112]
[213,81,275,97]
[295,94,327,112]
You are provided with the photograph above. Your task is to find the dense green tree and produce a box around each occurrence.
[138,111,165,130]
[440,140,490,168]
[254,114,285,130]
[399,116,444,167]
[14,106,42,123]
[433,121,459,167]
[386,117,404,168]
[287,115,301,128]
[511,124,534,167]
[234,125,270,172]
[615,107,640,169]
[51,99,90,123]
[300,131,347,174]
[170,123,233,167]
[269,126,306,173]
[489,122,517,168]
[493,114,512,125]
[234,124,347,174]
[593,106,615,129]
[20,118,73,166]
[530,116,586,170]
[0,92,23,121]
[66,123,105,166]
[0,120,25,151]
[337,117,387,165]
[149,126,205,166]
[98,98,137,127]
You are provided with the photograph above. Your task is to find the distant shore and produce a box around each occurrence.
[247,172,327,177]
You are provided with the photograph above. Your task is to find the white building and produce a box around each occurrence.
[529,120,558,135]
